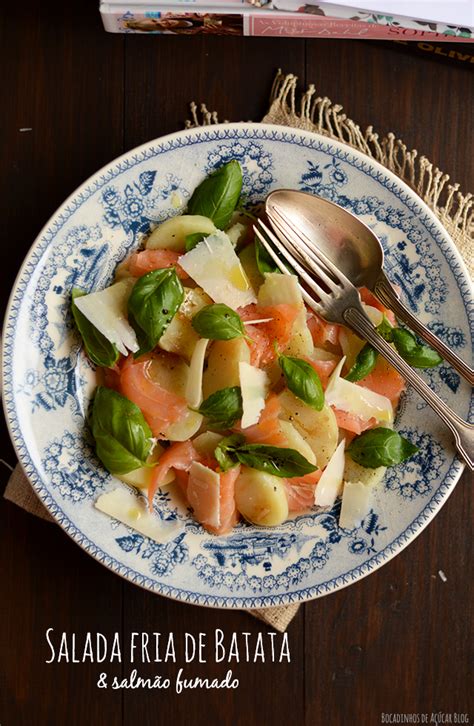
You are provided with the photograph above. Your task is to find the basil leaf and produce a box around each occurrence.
[71,289,119,368]
[214,433,245,471]
[128,268,184,356]
[192,303,246,341]
[196,386,243,429]
[185,232,209,252]
[188,160,243,230]
[255,237,280,275]
[279,355,324,410]
[91,386,153,474]
[344,315,394,382]
[377,315,394,342]
[347,427,418,468]
[392,328,442,368]
[345,344,378,382]
[235,444,317,478]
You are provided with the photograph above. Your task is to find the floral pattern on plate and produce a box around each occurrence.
[2,124,472,608]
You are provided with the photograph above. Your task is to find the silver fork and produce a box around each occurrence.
[254,216,474,470]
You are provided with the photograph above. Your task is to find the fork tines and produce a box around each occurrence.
[268,206,355,292]
[254,219,328,315]
[254,220,350,315]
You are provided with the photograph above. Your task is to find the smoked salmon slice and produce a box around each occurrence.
[187,464,240,536]
[238,303,300,367]
[128,249,189,280]
[306,309,340,348]
[359,357,405,405]
[173,469,190,497]
[102,366,121,391]
[209,466,241,536]
[148,440,197,508]
[332,408,377,436]
[303,356,337,390]
[234,393,287,446]
[285,469,322,513]
[120,355,188,439]
[359,287,396,325]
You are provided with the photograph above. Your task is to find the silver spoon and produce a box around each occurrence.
[254,217,474,470]
[265,189,474,386]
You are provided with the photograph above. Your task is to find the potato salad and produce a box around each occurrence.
[72,160,437,538]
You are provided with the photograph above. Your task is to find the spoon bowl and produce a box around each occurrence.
[266,189,384,290]
[265,189,474,385]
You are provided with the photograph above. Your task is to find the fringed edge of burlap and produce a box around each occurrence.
[186,72,473,276]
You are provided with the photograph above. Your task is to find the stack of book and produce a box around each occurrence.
[100,0,474,41]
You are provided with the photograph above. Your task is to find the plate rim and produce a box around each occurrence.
[2,122,472,609]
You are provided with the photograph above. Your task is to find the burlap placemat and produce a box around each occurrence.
[3,70,473,633]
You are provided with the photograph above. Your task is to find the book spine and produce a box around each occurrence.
[100,7,247,34]
[271,1,474,38]
[99,7,474,40]
[247,14,473,40]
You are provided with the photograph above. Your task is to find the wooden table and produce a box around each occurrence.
[1,2,472,724]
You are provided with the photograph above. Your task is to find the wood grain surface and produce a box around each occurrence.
[1,2,472,724]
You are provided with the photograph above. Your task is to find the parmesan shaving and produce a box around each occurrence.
[185,338,209,408]
[179,232,256,310]
[239,361,269,428]
[325,357,393,425]
[339,481,372,530]
[243,318,274,325]
[314,439,345,507]
[74,279,138,356]
[95,487,180,542]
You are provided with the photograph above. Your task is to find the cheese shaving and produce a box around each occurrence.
[95,487,180,542]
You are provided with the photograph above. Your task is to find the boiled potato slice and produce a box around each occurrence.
[147,352,201,441]
[279,420,317,465]
[278,390,338,468]
[202,337,251,398]
[159,317,200,361]
[343,455,386,488]
[235,468,289,527]
[226,222,248,247]
[166,410,203,442]
[339,328,365,371]
[116,445,174,489]
[238,243,264,292]
[283,309,314,358]
[193,431,223,458]
[147,351,189,397]
[146,215,216,252]
[312,347,339,362]
[338,305,382,371]
[159,287,212,361]
[258,272,301,306]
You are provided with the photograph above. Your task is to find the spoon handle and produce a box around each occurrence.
[374,273,474,386]
[344,306,474,470]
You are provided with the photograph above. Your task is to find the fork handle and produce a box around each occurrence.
[344,306,474,470]
[374,272,474,386]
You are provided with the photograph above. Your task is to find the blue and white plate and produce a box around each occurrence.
[2,124,472,608]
